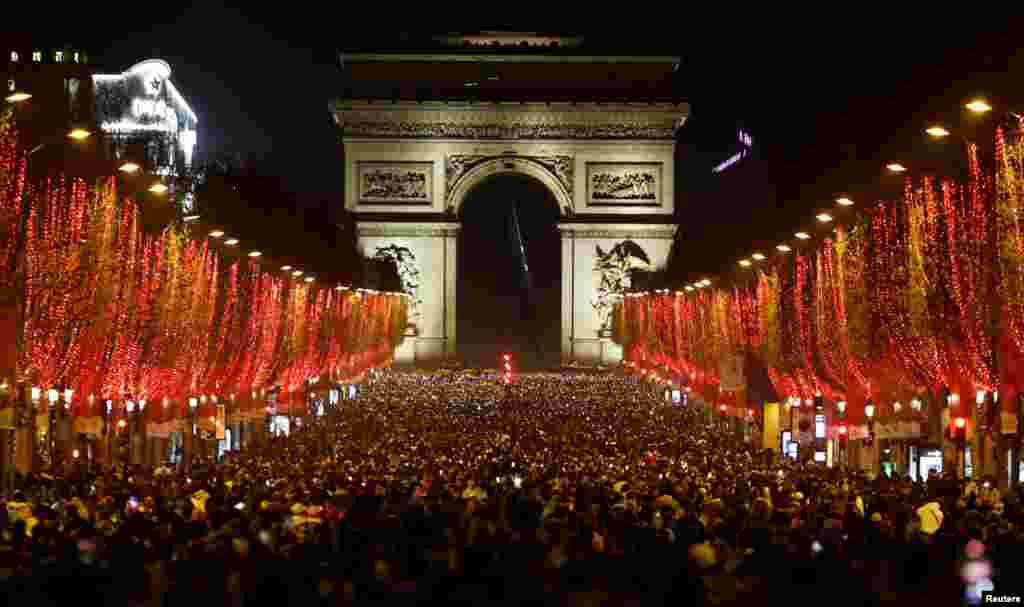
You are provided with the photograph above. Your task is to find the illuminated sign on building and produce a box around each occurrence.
[93,59,198,169]
[712,128,754,174]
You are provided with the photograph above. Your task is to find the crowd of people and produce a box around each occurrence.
[1,369,1022,605]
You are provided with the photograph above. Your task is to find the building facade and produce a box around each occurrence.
[2,39,96,154]
[4,41,198,211]
[93,59,198,212]
[333,32,687,366]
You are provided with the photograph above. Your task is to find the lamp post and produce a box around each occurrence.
[836,400,847,468]
[188,397,198,472]
[865,401,876,474]
[126,399,136,466]
[46,387,58,469]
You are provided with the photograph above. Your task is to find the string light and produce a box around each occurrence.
[0,118,406,430]
[615,115,1023,429]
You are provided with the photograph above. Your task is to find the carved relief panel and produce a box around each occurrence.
[586,162,662,207]
[357,161,433,205]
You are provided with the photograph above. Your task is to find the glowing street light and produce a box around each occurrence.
[209,230,224,238]
[4,91,31,103]
[281,265,292,271]
[292,270,303,277]
[148,182,168,194]
[795,232,810,240]
[739,259,752,267]
[776,244,791,252]
[67,128,91,140]
[224,238,239,246]
[965,99,992,114]
[304,276,314,283]
[836,197,854,207]
[248,251,262,258]
[684,285,694,292]
[925,125,950,138]
[751,253,765,261]
[886,163,907,173]
[816,213,833,223]
[118,161,140,174]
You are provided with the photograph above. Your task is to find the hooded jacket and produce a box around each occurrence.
[916,501,943,535]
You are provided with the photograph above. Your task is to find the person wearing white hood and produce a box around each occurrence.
[916,497,944,536]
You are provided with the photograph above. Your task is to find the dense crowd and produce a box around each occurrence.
[1,369,1022,605]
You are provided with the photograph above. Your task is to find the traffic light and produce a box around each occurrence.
[502,353,513,385]
[949,416,967,444]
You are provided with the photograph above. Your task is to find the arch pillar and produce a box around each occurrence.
[558,223,677,366]
[357,222,460,365]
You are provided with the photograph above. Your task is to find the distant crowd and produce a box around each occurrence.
[2,369,1022,605]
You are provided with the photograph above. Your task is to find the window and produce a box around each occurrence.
[55,51,64,63]
[32,51,41,62]
[66,78,80,115]
[10,51,18,62]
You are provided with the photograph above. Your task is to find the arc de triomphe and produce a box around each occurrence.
[331,43,687,366]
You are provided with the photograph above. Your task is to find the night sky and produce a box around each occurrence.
[39,9,1024,362]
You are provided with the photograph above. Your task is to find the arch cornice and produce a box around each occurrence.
[446,155,573,216]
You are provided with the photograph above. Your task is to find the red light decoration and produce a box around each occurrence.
[611,119,1024,426]
[0,109,407,426]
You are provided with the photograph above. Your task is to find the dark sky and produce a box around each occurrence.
[55,7,1024,283]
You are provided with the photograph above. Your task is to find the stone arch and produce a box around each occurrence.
[447,156,573,216]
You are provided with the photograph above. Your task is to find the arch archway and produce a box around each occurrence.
[447,156,573,217]
[457,172,562,369]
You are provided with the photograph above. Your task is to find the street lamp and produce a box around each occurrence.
[836,197,854,207]
[965,99,993,114]
[926,126,951,138]
[67,128,91,141]
[118,161,141,174]
[148,182,168,195]
[886,163,907,173]
[4,90,31,103]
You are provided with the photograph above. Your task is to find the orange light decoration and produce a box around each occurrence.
[612,118,1024,428]
[0,109,408,425]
